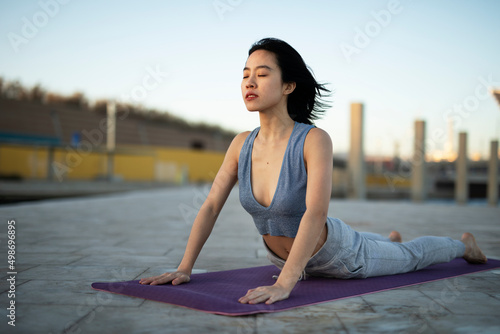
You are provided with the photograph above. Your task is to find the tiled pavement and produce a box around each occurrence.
[0,185,499,333]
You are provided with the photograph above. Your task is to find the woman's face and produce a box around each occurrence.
[241,50,292,113]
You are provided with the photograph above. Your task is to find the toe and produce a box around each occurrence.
[389,231,402,243]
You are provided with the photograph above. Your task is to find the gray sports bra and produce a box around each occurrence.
[238,122,315,237]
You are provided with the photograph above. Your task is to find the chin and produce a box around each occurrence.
[244,105,260,112]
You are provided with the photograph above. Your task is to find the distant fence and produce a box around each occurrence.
[0,143,225,183]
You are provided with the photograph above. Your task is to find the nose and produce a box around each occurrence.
[245,75,256,88]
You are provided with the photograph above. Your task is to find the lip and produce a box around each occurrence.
[245,92,258,101]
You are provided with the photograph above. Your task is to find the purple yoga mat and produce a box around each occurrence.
[92,258,500,316]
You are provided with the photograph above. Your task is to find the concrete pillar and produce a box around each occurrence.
[411,120,426,202]
[106,101,116,152]
[488,140,498,206]
[348,102,366,199]
[455,132,468,205]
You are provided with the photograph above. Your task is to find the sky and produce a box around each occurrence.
[1,0,499,159]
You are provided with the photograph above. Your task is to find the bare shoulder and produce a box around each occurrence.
[225,131,252,160]
[232,131,252,146]
[229,131,251,151]
[304,127,332,152]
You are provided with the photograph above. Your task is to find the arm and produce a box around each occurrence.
[239,128,333,303]
[276,129,332,289]
[176,133,243,275]
[140,132,248,285]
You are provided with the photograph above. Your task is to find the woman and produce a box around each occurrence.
[140,38,487,305]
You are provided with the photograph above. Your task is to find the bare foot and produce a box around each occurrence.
[461,232,487,264]
[388,231,402,243]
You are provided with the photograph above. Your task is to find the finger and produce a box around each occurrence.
[172,275,189,285]
[238,294,249,303]
[240,290,252,299]
[139,276,159,285]
[239,295,255,304]
[265,296,276,305]
[140,275,159,282]
[150,275,175,286]
[150,279,169,285]
[141,272,173,284]
[244,290,269,304]
[249,293,270,305]
[239,291,259,304]
[239,288,257,303]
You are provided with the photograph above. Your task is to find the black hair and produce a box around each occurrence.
[248,38,331,125]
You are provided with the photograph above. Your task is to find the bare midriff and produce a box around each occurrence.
[263,223,328,260]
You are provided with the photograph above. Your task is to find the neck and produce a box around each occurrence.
[257,104,295,142]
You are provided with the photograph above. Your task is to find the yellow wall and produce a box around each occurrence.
[156,147,224,182]
[366,173,411,188]
[114,153,156,181]
[0,143,225,183]
[0,145,48,178]
[53,149,108,180]
[1,144,414,188]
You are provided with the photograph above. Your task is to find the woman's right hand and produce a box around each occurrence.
[139,271,191,286]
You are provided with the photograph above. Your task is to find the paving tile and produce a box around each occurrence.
[0,278,29,294]
[362,289,449,316]
[489,292,500,301]
[193,256,271,271]
[70,254,178,268]
[256,248,268,258]
[337,312,438,334]
[73,244,161,256]
[200,245,264,259]
[425,314,500,334]
[22,236,109,247]
[4,279,144,307]
[0,304,94,334]
[482,272,500,288]
[113,240,179,256]
[16,243,86,254]
[306,296,375,314]
[256,305,346,333]
[0,264,38,276]
[421,290,500,315]
[416,275,485,294]
[19,264,146,281]
[445,275,500,294]
[17,252,85,266]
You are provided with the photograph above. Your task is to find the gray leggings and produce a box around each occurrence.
[264,217,466,279]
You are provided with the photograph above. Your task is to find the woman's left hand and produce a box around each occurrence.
[238,283,291,305]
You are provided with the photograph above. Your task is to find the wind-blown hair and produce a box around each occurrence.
[248,38,331,125]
